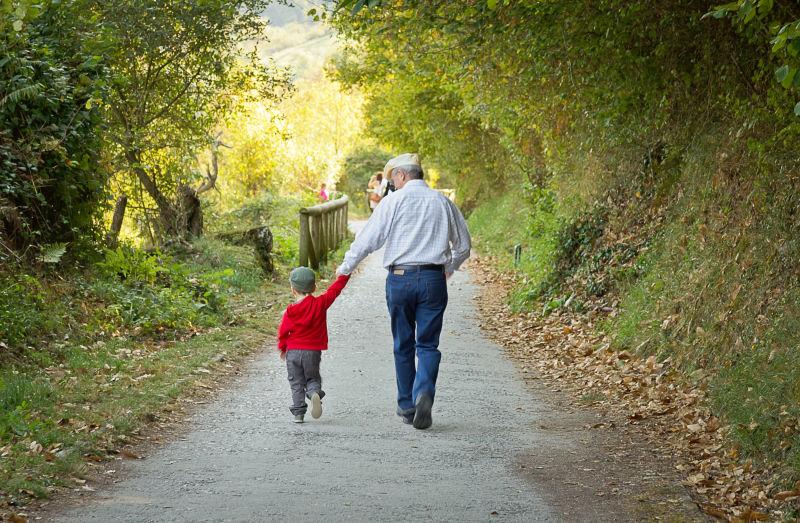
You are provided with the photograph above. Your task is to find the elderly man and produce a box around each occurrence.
[337,153,471,430]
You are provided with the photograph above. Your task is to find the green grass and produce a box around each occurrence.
[467,189,561,311]
[0,305,280,504]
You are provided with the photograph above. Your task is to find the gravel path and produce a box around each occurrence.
[47,226,616,522]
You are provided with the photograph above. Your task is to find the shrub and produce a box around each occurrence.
[90,246,228,334]
[0,272,58,348]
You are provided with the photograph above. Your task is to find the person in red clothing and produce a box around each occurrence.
[278,266,350,423]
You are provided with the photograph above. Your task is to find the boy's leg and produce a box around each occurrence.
[285,351,308,415]
[303,351,324,399]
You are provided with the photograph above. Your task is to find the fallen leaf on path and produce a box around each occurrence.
[120,449,142,460]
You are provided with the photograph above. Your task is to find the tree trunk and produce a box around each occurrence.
[0,196,22,250]
[105,194,128,248]
[124,149,180,237]
[124,134,223,242]
[177,184,203,238]
[246,226,274,275]
[215,226,274,275]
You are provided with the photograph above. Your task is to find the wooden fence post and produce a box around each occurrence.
[312,215,322,269]
[299,212,310,267]
[297,195,349,271]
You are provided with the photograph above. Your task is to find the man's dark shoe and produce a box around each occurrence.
[397,407,415,425]
[413,394,433,430]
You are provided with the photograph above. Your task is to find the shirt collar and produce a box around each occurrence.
[403,179,428,188]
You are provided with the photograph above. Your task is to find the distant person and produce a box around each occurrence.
[367,172,382,190]
[367,171,383,212]
[337,153,471,430]
[319,183,329,202]
[277,267,350,423]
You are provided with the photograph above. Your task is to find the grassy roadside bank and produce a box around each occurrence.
[467,179,800,520]
[0,195,351,515]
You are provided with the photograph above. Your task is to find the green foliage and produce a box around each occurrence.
[98,246,164,285]
[93,0,292,239]
[206,192,307,266]
[0,372,54,441]
[338,144,390,206]
[0,272,60,348]
[36,243,68,264]
[0,0,107,249]
[467,189,560,311]
[185,238,264,294]
[706,0,800,112]
[551,210,607,284]
[92,246,228,334]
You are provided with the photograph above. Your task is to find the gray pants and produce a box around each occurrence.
[286,350,325,415]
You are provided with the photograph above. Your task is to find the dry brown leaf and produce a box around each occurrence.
[773,490,798,501]
[120,449,142,460]
[700,504,727,518]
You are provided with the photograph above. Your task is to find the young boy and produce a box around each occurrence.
[278,266,350,423]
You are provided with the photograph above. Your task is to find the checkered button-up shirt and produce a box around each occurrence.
[339,180,471,275]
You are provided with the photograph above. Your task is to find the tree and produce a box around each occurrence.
[0,0,106,255]
[92,0,290,239]
[338,144,390,204]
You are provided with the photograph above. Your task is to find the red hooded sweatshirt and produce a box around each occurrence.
[277,274,350,351]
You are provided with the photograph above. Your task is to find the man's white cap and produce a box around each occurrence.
[383,153,421,179]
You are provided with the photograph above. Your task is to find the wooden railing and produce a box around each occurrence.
[298,196,349,270]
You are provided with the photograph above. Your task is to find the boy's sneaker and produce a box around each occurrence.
[293,414,304,423]
[310,393,322,419]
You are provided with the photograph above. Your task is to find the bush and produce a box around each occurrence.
[206,193,307,268]
[1,3,107,250]
[338,145,391,208]
[0,272,60,348]
[91,246,228,334]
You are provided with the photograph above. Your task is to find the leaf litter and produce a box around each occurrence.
[470,255,794,521]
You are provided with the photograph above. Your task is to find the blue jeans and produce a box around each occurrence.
[385,268,448,412]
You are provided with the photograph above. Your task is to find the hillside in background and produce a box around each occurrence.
[259,1,337,79]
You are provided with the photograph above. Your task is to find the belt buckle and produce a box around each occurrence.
[393,269,405,275]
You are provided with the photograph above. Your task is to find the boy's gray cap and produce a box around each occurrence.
[383,153,420,179]
[290,266,316,293]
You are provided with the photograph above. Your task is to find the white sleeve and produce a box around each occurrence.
[338,196,392,275]
[444,199,472,274]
